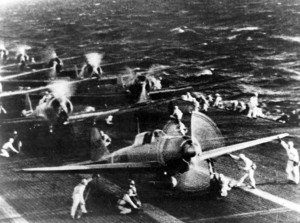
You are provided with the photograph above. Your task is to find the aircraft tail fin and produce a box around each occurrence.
[90,127,110,161]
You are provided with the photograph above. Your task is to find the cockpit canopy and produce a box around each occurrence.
[133,130,166,146]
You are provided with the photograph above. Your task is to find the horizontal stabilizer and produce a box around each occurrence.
[21,162,162,174]
[200,133,289,161]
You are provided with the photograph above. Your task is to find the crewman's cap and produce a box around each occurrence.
[105,115,113,125]
[254,92,258,96]
[215,93,220,96]
[288,141,294,148]
[81,179,88,185]
[174,106,179,109]
[239,154,245,159]
[129,180,135,186]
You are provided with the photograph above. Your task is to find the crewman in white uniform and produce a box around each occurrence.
[213,93,223,108]
[117,189,139,214]
[0,138,19,157]
[192,98,200,112]
[230,153,256,189]
[100,131,112,147]
[172,106,183,121]
[0,45,8,61]
[279,139,299,184]
[71,178,92,219]
[247,92,259,118]
[208,160,232,197]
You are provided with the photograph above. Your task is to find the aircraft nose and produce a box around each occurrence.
[181,140,196,160]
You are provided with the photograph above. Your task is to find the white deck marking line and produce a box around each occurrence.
[229,178,300,215]
[143,203,184,223]
[188,207,289,222]
[0,196,29,223]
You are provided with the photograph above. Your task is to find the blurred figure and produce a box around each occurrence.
[0,138,19,158]
[207,94,214,106]
[84,106,96,112]
[181,92,194,102]
[105,115,113,125]
[213,93,223,108]
[147,76,162,90]
[247,92,259,119]
[48,54,63,74]
[0,45,9,62]
[71,178,92,219]
[11,131,22,154]
[279,139,299,184]
[100,131,112,147]
[276,112,290,124]
[238,101,247,113]
[16,49,29,71]
[231,100,239,111]
[128,180,142,209]
[79,53,103,79]
[207,160,232,198]
[192,98,200,112]
[171,106,183,121]
[117,189,139,214]
[288,110,299,126]
[39,91,53,105]
[230,153,256,189]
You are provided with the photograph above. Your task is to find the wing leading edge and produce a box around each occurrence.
[200,133,289,161]
[21,162,162,174]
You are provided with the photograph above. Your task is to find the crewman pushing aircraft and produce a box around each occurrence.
[0,138,19,158]
[117,189,139,214]
[230,153,256,189]
[208,160,232,198]
[279,138,300,184]
[71,178,92,219]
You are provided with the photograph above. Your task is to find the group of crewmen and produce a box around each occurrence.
[182,91,300,124]
[1,46,300,218]
[71,177,142,219]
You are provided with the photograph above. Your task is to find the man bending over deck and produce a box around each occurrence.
[0,138,19,158]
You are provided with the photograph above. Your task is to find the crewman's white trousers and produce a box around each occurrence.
[247,106,257,118]
[71,196,87,218]
[286,161,300,184]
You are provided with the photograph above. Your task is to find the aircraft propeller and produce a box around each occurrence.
[174,111,225,192]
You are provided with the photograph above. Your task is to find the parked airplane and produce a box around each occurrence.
[21,111,288,192]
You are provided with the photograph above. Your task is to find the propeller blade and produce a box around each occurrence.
[191,111,224,151]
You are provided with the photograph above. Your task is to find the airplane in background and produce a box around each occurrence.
[21,111,288,192]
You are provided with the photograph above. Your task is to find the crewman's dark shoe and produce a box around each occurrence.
[288,180,295,184]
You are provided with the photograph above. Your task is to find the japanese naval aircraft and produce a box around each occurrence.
[22,111,288,192]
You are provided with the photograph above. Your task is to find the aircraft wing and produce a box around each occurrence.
[0,117,46,125]
[21,162,162,174]
[200,133,289,161]
[69,97,178,122]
